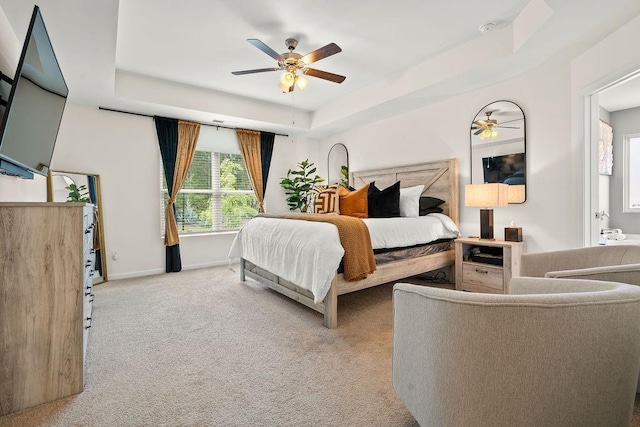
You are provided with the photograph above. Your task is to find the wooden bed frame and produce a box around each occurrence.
[240,158,459,328]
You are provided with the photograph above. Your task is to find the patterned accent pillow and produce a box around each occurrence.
[313,185,340,214]
[307,186,323,213]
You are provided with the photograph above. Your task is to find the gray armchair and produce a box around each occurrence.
[520,245,640,285]
[392,278,640,426]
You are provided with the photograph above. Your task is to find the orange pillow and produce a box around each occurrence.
[338,184,369,218]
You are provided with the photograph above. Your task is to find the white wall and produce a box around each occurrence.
[319,56,574,254]
[52,104,318,279]
[315,14,640,255]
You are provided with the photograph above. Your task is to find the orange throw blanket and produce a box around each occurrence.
[258,213,377,281]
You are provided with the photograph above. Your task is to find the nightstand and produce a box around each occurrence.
[455,237,526,294]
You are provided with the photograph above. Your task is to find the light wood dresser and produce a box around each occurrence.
[0,202,95,416]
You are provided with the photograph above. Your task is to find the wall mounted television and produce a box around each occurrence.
[0,5,68,179]
[482,153,526,185]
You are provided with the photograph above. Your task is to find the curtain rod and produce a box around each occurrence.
[97,106,289,137]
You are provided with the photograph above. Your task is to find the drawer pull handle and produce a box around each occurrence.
[85,229,91,234]
[475,269,489,274]
[89,297,94,303]
[85,291,91,296]
[85,261,92,267]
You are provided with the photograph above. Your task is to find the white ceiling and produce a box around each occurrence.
[1,0,640,138]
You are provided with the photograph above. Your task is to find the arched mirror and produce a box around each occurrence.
[47,170,108,284]
[327,143,349,186]
[470,100,526,203]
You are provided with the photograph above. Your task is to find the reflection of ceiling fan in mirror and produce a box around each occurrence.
[231,38,346,93]
[471,111,521,139]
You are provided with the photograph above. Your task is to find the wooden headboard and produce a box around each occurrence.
[350,159,459,225]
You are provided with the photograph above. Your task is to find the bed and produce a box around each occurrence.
[236,158,459,328]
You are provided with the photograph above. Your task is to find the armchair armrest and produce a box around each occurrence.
[544,263,640,286]
[520,246,640,277]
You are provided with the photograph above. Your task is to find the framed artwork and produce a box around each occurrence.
[599,120,613,176]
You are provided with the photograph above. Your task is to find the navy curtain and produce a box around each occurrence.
[260,132,275,195]
[86,175,102,276]
[87,175,97,204]
[154,116,182,272]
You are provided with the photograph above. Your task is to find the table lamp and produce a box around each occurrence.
[465,183,509,240]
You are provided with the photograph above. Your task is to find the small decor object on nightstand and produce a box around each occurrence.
[505,221,523,242]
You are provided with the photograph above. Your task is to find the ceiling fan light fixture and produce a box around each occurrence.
[295,75,308,91]
[280,71,295,87]
[478,127,499,140]
[278,81,290,92]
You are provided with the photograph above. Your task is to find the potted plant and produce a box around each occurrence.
[279,159,324,212]
[66,183,91,203]
[340,165,349,187]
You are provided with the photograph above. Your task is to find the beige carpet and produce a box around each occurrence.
[0,266,419,426]
[1,266,639,426]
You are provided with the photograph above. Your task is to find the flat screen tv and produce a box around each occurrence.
[0,5,68,179]
[482,153,525,185]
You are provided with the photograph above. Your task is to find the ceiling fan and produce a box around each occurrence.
[471,111,521,139]
[231,38,346,92]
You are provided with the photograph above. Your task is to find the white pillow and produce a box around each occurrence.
[428,212,460,237]
[399,185,424,217]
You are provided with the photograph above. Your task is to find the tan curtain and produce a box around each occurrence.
[235,129,265,212]
[165,120,201,246]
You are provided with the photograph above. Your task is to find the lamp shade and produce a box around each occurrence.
[465,183,509,208]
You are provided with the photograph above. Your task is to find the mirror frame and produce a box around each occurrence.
[327,142,349,186]
[47,170,108,283]
[470,100,526,203]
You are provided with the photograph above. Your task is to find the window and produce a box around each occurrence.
[160,128,258,235]
[623,134,640,213]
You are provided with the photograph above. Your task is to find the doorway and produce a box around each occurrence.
[584,68,640,246]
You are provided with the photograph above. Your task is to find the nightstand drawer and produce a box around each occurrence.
[462,263,504,290]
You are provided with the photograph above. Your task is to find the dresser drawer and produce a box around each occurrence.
[462,262,504,290]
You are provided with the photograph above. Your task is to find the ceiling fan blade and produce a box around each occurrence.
[494,126,520,129]
[497,118,523,125]
[247,39,285,63]
[232,67,282,75]
[302,68,346,83]
[473,128,485,135]
[300,43,342,64]
[474,120,487,126]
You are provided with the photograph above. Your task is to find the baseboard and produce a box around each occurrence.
[108,259,233,281]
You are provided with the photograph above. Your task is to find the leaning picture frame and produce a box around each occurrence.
[599,120,613,176]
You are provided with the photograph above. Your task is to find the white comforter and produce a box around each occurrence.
[229,214,459,303]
